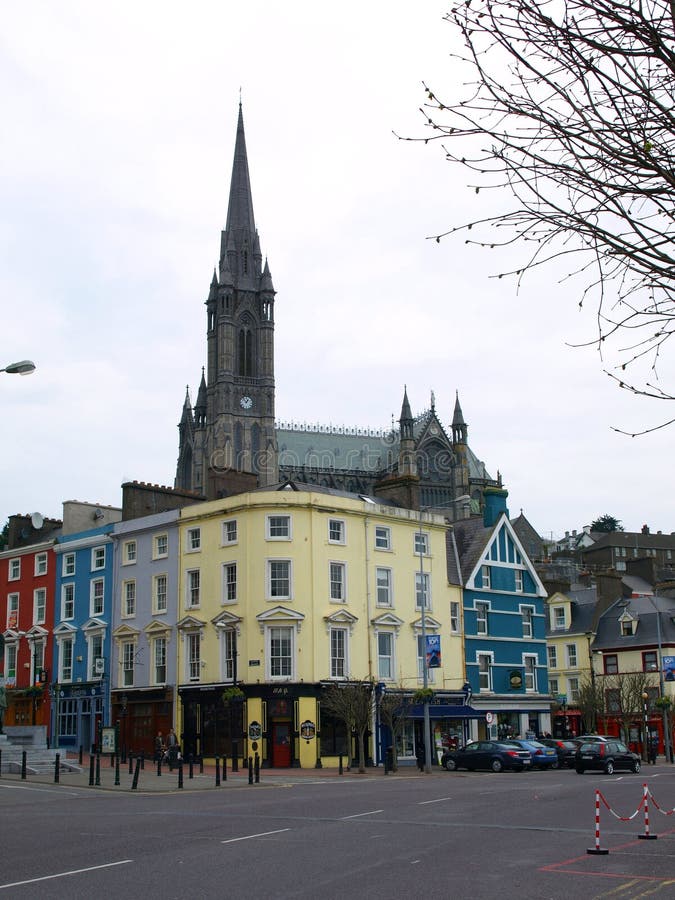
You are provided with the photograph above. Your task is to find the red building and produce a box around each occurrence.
[1,532,59,732]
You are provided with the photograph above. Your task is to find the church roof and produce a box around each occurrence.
[277,423,393,474]
[225,102,256,236]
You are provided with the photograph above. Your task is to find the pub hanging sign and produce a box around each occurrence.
[300,720,316,742]
[509,670,523,690]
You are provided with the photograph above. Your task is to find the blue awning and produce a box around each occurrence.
[406,704,486,719]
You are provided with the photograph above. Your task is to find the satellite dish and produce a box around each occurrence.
[31,512,44,530]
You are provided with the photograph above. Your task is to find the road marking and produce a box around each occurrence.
[0,860,132,890]
[340,809,383,819]
[221,829,290,844]
[419,797,453,805]
[0,783,80,796]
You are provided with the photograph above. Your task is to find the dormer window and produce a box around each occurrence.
[619,612,635,637]
[553,606,566,630]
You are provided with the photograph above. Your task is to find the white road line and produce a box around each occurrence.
[0,784,80,796]
[221,829,290,844]
[0,860,132,890]
[419,797,453,805]
[340,809,383,819]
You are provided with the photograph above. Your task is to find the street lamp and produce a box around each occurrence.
[417,510,432,774]
[642,691,650,763]
[646,594,672,763]
[0,359,36,376]
[585,631,597,733]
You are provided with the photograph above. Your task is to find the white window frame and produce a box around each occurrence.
[547,645,557,669]
[123,540,137,565]
[475,601,489,635]
[450,601,460,633]
[221,628,236,682]
[153,636,167,685]
[330,627,348,678]
[377,631,394,680]
[553,606,565,630]
[186,527,201,552]
[187,632,201,681]
[549,677,559,696]
[186,569,201,608]
[154,533,168,559]
[481,565,491,589]
[515,569,524,593]
[267,559,292,601]
[88,632,104,680]
[121,640,135,687]
[524,654,537,692]
[415,572,431,611]
[4,642,17,685]
[568,676,580,703]
[267,625,295,680]
[222,562,237,604]
[521,606,534,639]
[8,558,20,580]
[60,637,73,683]
[222,519,238,545]
[90,578,105,617]
[266,515,291,541]
[61,583,75,621]
[63,553,76,577]
[33,588,46,625]
[328,519,345,544]
[477,652,493,691]
[375,526,391,550]
[91,546,106,571]
[329,561,347,602]
[376,567,393,607]
[153,573,168,614]
[122,579,136,618]
[566,643,577,668]
[30,639,45,685]
[7,592,19,628]
[34,553,48,576]
[414,531,429,556]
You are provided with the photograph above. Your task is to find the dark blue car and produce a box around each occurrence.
[503,739,559,769]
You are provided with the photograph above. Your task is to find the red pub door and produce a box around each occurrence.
[272,722,292,767]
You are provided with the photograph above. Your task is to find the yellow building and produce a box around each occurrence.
[175,487,466,768]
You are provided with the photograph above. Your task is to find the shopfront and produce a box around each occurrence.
[50,681,104,751]
[111,687,173,758]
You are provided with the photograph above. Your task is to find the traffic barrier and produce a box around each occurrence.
[586,782,675,853]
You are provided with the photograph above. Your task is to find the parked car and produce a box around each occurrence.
[442,740,531,773]
[574,740,641,775]
[573,734,613,744]
[503,739,559,769]
[540,738,577,768]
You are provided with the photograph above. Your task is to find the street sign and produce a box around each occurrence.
[485,712,494,724]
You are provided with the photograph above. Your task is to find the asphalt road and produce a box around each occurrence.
[1,767,675,899]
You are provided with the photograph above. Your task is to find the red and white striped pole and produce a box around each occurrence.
[587,789,609,855]
[638,783,658,840]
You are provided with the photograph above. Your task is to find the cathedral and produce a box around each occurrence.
[175,104,500,519]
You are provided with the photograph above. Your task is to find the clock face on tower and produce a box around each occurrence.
[240,395,253,409]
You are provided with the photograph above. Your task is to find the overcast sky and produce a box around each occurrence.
[1,1,672,541]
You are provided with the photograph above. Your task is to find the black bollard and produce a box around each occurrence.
[131,755,141,790]
[215,756,221,786]
[157,756,162,777]
[110,752,115,768]
[114,753,120,787]
[21,750,27,780]
[178,759,184,789]
[128,751,134,775]
[188,754,194,779]
[232,742,238,773]
[89,753,95,786]
[0,748,2,777]
[248,756,253,784]
[54,753,60,784]
[222,755,227,781]
[199,755,204,775]
[255,753,260,783]
[339,754,343,776]
[78,745,83,765]
[95,753,101,786]
[140,750,145,770]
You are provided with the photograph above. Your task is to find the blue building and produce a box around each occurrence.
[51,502,121,750]
[110,509,180,757]
[449,488,551,739]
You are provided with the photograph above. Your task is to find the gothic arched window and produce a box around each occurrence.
[238,328,254,376]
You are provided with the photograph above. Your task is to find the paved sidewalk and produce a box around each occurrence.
[0,754,419,793]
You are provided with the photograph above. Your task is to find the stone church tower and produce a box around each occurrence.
[175,104,278,497]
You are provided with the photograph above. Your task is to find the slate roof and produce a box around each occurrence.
[446,516,492,587]
[595,594,675,651]
[545,587,598,638]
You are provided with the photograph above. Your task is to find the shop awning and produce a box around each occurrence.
[406,704,486,719]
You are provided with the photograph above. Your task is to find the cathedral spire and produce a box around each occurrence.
[225,102,256,237]
[452,390,468,445]
[398,385,416,477]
